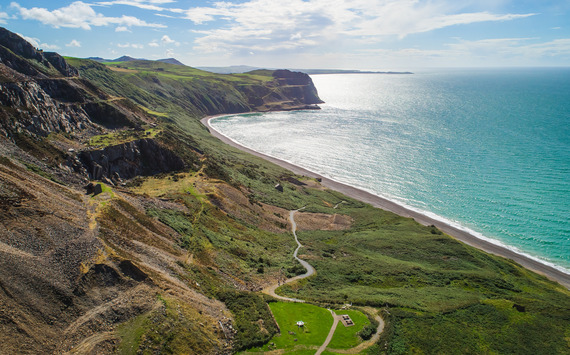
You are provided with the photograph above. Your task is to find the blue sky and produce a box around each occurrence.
[1,0,569,69]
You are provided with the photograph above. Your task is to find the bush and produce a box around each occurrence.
[217,290,279,351]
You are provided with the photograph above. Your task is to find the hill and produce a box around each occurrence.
[0,25,569,354]
[88,56,187,66]
[157,58,186,66]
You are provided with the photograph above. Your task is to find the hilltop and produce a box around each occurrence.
[86,57,412,75]
[87,56,186,66]
[0,26,569,354]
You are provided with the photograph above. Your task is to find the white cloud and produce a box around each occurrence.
[161,35,175,44]
[447,37,570,59]
[350,37,570,67]
[11,1,166,30]
[66,39,81,47]
[177,0,535,55]
[117,42,144,49]
[115,26,130,32]
[96,0,175,11]
[16,32,60,50]
[342,1,535,39]
[147,35,179,47]
[41,43,61,50]
[0,12,9,24]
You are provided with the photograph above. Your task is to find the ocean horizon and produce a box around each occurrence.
[211,68,570,274]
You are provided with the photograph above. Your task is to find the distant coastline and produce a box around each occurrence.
[295,69,413,75]
[197,65,413,75]
[202,114,570,290]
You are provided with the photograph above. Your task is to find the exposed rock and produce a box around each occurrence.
[0,81,94,137]
[272,69,323,104]
[85,182,95,194]
[43,51,78,77]
[81,138,185,180]
[92,183,103,195]
[0,27,77,78]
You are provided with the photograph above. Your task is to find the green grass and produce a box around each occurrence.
[139,105,169,117]
[328,309,370,349]
[217,291,279,350]
[64,54,570,354]
[244,302,334,353]
[275,202,570,354]
[88,127,161,147]
[117,311,151,354]
[116,295,221,354]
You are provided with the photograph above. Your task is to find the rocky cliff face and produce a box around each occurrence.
[0,27,185,185]
[236,69,323,112]
[81,138,186,181]
[0,27,78,78]
[0,80,94,137]
[272,69,323,104]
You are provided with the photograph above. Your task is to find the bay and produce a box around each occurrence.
[211,68,570,273]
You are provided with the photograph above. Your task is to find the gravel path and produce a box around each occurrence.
[261,209,384,354]
[315,310,341,355]
[262,208,314,302]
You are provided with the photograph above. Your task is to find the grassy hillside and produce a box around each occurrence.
[0,40,568,354]
[66,57,570,354]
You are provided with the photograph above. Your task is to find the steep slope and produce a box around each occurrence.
[0,26,325,354]
[0,25,569,355]
[70,58,322,116]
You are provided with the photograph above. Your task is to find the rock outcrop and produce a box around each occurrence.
[235,69,323,112]
[81,138,185,180]
[0,80,94,137]
[0,27,77,78]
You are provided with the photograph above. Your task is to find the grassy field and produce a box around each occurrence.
[241,303,373,354]
[328,309,370,349]
[243,302,333,353]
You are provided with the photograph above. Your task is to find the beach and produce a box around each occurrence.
[201,115,570,290]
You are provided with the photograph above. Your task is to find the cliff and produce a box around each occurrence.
[70,58,323,118]
[80,138,186,181]
[1,25,569,355]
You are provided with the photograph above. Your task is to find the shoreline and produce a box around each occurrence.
[201,115,570,290]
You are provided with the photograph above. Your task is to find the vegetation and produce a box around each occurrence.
[117,295,221,354]
[21,161,63,184]
[0,51,558,354]
[70,57,570,354]
[88,127,161,148]
[244,302,334,353]
[328,309,370,349]
[217,291,279,350]
[272,202,570,354]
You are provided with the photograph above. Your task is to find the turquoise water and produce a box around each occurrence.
[211,69,570,273]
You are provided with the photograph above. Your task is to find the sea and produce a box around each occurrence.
[210,68,570,274]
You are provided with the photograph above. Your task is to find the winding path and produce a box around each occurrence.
[262,208,315,302]
[261,208,383,354]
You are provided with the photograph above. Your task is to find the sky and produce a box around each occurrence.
[1,0,569,70]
